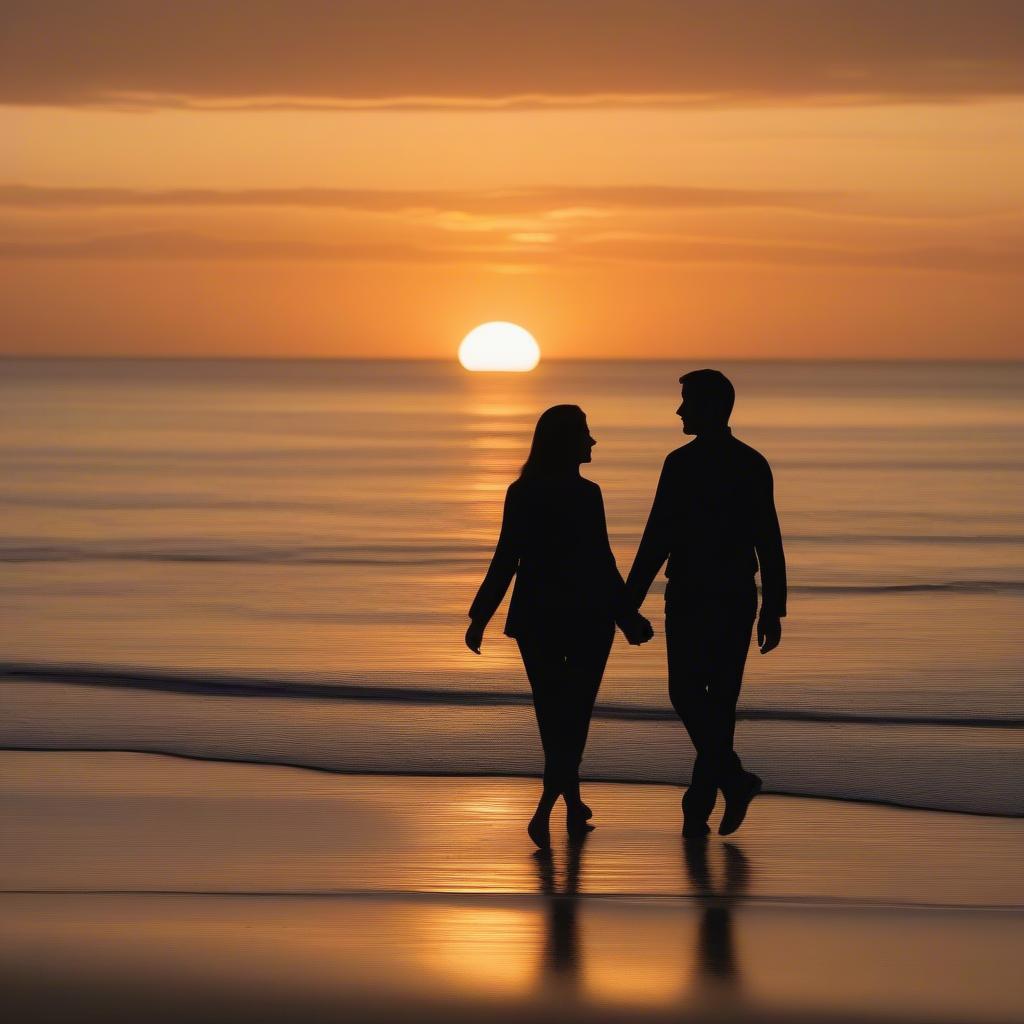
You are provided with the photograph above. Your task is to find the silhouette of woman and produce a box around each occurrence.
[466,405,653,848]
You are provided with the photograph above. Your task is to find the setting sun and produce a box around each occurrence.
[458,322,540,372]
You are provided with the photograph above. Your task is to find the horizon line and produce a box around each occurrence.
[2,355,1022,365]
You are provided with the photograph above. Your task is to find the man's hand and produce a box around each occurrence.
[465,620,485,655]
[621,612,655,646]
[757,614,782,654]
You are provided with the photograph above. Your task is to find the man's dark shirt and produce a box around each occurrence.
[469,474,631,638]
[626,428,787,618]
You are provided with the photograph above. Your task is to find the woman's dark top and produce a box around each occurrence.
[469,474,631,639]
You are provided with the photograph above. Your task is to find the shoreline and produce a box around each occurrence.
[3,743,1023,822]
[5,677,1020,817]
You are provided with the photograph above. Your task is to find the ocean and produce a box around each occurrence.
[2,359,1021,814]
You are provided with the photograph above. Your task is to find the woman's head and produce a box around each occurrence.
[519,404,595,479]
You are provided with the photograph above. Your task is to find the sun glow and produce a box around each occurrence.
[458,322,540,372]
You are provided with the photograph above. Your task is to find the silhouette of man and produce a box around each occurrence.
[626,369,786,837]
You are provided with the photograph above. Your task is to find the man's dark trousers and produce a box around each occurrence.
[665,583,757,818]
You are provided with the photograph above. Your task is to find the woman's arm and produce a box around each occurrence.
[466,484,521,650]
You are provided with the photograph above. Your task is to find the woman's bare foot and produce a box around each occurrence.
[563,781,593,822]
[528,791,557,849]
[565,797,595,838]
[527,810,551,849]
[569,798,593,821]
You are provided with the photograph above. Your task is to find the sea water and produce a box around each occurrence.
[2,359,1021,813]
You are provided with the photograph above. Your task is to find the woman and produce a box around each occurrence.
[465,405,653,848]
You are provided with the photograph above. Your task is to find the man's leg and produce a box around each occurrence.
[665,599,717,830]
[705,589,761,835]
[704,589,757,794]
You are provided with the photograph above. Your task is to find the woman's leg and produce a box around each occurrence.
[562,620,615,815]
[516,632,573,845]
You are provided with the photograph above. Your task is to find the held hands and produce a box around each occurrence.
[465,619,485,655]
[757,613,782,654]
[620,611,654,646]
[468,613,655,653]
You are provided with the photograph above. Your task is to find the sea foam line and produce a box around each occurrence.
[2,663,1020,729]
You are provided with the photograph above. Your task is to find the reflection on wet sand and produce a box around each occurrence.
[533,834,589,992]
[531,831,753,1011]
[682,838,751,1001]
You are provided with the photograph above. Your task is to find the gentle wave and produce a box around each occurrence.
[2,541,1024,596]
[790,581,1024,594]
[4,534,1024,556]
[0,541,481,566]
[3,663,1021,728]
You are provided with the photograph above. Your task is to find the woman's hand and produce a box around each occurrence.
[621,612,654,646]
[465,620,485,654]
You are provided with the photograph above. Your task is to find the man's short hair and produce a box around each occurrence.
[679,368,735,422]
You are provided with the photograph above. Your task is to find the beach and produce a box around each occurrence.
[3,750,1022,1024]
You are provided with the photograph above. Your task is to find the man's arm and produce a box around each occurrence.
[625,455,675,609]
[753,460,786,652]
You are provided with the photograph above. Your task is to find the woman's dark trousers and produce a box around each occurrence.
[516,620,615,797]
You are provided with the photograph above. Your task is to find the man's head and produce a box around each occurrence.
[677,369,735,435]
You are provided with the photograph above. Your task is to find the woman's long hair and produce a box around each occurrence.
[518,404,586,481]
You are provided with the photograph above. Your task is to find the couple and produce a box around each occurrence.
[465,369,786,847]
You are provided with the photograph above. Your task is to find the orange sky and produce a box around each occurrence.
[2,1,1023,358]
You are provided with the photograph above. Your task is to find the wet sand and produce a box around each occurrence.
[2,751,1022,1023]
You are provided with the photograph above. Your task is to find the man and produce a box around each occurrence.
[626,369,786,837]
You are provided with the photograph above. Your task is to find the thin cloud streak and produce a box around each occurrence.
[4,230,1021,275]
[2,1,1023,108]
[0,184,836,214]
[567,236,1024,274]
[0,233,454,264]
[5,185,1020,227]
[35,90,1023,113]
